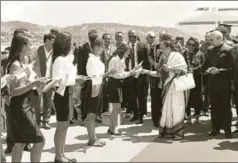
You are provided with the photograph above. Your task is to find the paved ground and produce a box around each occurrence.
[2,103,238,162]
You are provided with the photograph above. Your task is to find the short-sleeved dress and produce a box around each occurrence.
[52,54,76,122]
[84,53,105,114]
[8,61,44,143]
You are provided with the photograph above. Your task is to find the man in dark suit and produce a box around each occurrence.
[124,30,150,124]
[202,30,234,138]
[34,33,55,129]
[232,44,238,131]
[146,31,163,127]
[78,30,99,122]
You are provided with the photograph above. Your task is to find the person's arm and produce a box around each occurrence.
[141,69,159,77]
[108,57,131,79]
[43,57,62,92]
[8,61,39,97]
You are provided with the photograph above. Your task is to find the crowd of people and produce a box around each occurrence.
[1,23,238,162]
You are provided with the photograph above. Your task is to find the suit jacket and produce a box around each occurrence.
[203,43,234,91]
[100,45,116,72]
[125,41,150,71]
[73,45,82,75]
[33,45,49,77]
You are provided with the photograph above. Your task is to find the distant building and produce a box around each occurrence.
[175,7,238,39]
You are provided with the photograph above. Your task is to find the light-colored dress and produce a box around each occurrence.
[159,52,187,137]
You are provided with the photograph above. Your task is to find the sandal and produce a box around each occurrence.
[87,140,104,147]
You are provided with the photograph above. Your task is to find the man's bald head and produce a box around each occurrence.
[209,30,224,47]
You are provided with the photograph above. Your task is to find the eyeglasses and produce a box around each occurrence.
[188,43,196,47]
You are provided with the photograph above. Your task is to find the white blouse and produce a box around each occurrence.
[86,53,105,85]
[52,53,77,87]
[108,55,130,79]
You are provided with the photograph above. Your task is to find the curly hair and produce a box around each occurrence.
[186,37,200,53]
[52,31,72,63]
[115,42,129,58]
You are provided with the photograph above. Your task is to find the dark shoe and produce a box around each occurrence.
[158,133,164,138]
[209,130,220,136]
[54,158,71,163]
[136,119,143,124]
[129,116,138,122]
[43,123,51,130]
[225,132,232,139]
[95,116,102,123]
[4,147,12,154]
[24,144,33,151]
[154,123,159,128]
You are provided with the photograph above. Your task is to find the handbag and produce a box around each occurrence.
[173,73,196,92]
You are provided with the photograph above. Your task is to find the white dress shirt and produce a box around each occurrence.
[44,46,53,78]
[52,53,77,87]
[86,53,105,86]
[129,41,138,69]
[108,55,130,79]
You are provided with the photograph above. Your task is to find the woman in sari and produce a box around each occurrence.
[158,40,188,140]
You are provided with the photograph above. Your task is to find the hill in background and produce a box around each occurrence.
[1,20,193,47]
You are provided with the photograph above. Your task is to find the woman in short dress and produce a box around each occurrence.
[43,31,77,163]
[6,31,46,162]
[107,43,135,135]
[84,38,116,147]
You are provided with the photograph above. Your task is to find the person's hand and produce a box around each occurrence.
[129,69,136,76]
[34,77,48,87]
[141,69,149,74]
[209,67,219,75]
[108,69,117,75]
[6,75,17,85]
[163,64,170,72]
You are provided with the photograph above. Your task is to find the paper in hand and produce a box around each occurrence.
[1,74,10,89]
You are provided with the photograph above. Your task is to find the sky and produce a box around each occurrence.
[1,1,238,28]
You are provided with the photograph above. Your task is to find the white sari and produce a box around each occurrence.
[159,52,187,137]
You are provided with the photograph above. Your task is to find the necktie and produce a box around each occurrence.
[131,44,135,69]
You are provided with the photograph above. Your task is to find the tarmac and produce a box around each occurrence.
[2,102,238,162]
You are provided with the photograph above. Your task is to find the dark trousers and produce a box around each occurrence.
[123,77,138,117]
[1,141,6,162]
[186,74,203,116]
[150,83,162,125]
[5,105,14,149]
[210,88,232,132]
[101,79,109,114]
[234,75,238,116]
[202,75,210,112]
[81,81,88,121]
[136,75,149,119]
[35,89,53,125]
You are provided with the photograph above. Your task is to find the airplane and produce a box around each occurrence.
[175,7,238,40]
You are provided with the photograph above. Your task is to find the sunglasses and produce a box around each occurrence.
[188,43,196,47]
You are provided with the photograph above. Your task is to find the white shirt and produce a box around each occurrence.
[108,55,130,79]
[129,41,138,69]
[86,53,105,85]
[52,53,77,87]
[44,45,53,78]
